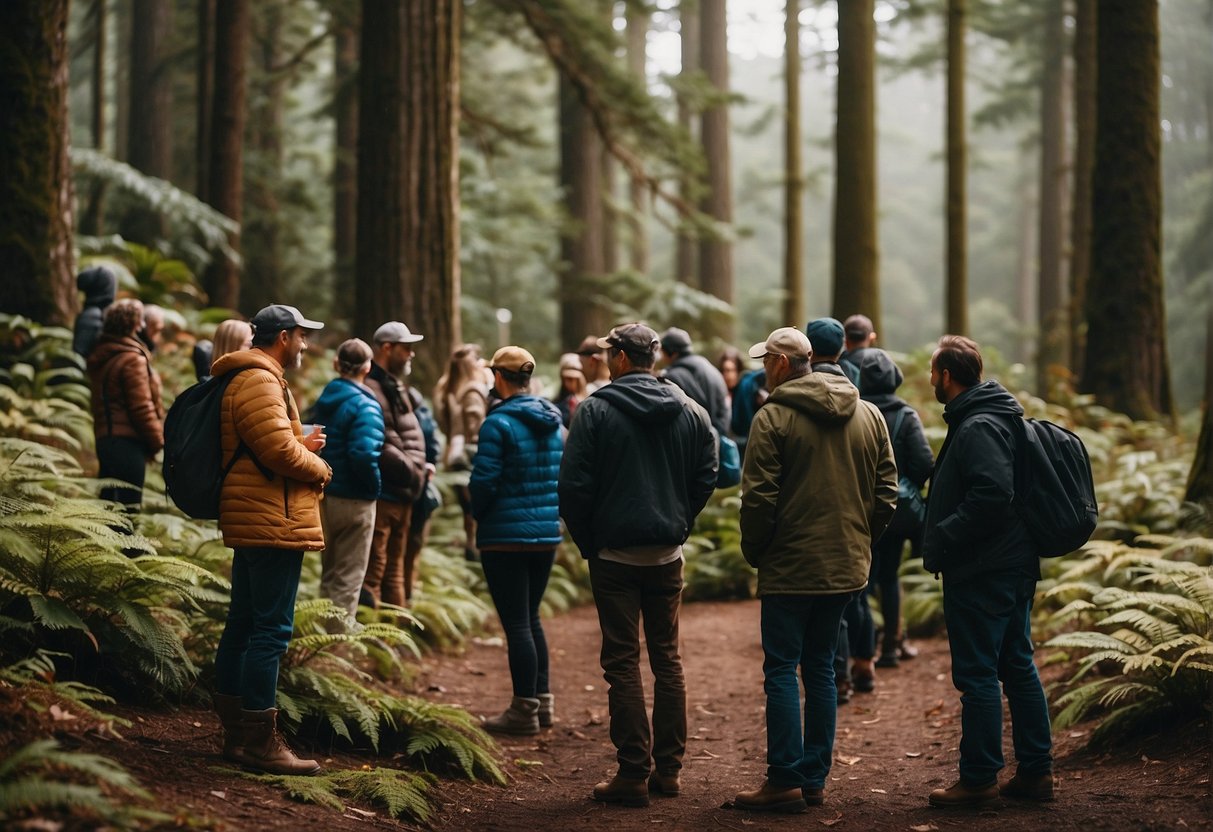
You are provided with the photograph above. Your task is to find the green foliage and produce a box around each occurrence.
[683,490,754,602]
[0,314,93,454]
[244,766,436,823]
[0,651,130,731]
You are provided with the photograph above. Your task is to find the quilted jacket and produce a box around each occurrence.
[364,362,427,502]
[87,334,164,454]
[313,377,384,501]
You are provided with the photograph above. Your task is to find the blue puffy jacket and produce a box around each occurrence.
[313,378,385,501]
[470,395,564,549]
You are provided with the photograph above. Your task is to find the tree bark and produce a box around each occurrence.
[602,147,618,275]
[1186,294,1213,504]
[626,1,649,274]
[1069,0,1096,378]
[699,0,734,340]
[123,0,174,243]
[559,73,607,350]
[0,0,76,325]
[204,0,249,311]
[196,0,215,202]
[1016,159,1037,365]
[332,14,358,327]
[1080,0,1172,421]
[1036,0,1068,395]
[944,0,967,335]
[114,0,129,161]
[784,0,804,327]
[675,0,698,285]
[81,0,108,235]
[832,0,879,332]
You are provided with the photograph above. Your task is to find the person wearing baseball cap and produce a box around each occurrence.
[552,353,588,428]
[469,347,565,735]
[560,322,718,807]
[733,325,897,814]
[660,327,731,438]
[577,335,611,393]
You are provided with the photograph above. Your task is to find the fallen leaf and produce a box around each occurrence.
[838,755,862,766]
[924,700,944,717]
[514,758,544,769]
[584,684,596,691]
[346,807,376,818]
[905,751,922,758]
[819,813,844,826]
[692,749,720,759]
[427,684,447,693]
[869,788,887,794]
[209,790,227,800]
[860,717,881,725]
[910,824,939,831]
[695,704,718,716]
[48,705,76,722]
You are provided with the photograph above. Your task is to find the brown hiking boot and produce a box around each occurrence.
[851,658,876,693]
[802,786,825,806]
[593,775,650,807]
[537,693,555,728]
[836,675,853,705]
[482,696,540,736]
[734,781,808,813]
[648,771,681,796]
[238,708,321,776]
[212,693,245,763]
[928,780,998,807]
[1001,771,1055,801]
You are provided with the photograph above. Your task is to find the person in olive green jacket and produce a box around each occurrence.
[733,327,897,814]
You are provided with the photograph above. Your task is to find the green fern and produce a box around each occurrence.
[240,766,437,823]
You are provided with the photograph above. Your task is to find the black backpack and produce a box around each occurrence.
[1011,417,1098,557]
[881,407,926,541]
[162,368,266,520]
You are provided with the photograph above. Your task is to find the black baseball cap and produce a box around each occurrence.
[597,323,660,356]
[250,304,324,337]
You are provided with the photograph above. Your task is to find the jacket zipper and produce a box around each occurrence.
[283,478,290,519]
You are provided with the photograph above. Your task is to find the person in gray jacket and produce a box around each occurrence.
[660,327,731,438]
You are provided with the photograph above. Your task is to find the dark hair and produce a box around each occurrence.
[102,298,144,337]
[610,345,656,370]
[717,346,746,373]
[251,324,291,347]
[493,366,532,388]
[336,338,373,376]
[934,334,983,387]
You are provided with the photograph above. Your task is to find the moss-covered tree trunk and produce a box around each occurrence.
[0,0,76,326]
[675,0,698,286]
[1037,0,1069,395]
[123,0,173,243]
[1069,0,1096,379]
[559,73,607,350]
[626,2,649,275]
[332,12,358,327]
[1080,0,1172,421]
[699,0,734,341]
[832,0,879,333]
[944,0,966,336]
[784,0,804,327]
[205,0,248,311]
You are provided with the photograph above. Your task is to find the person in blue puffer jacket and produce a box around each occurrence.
[470,346,564,736]
[313,339,385,616]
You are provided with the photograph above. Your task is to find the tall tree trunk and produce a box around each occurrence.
[332,15,358,327]
[784,0,804,327]
[0,0,76,325]
[1036,0,1069,396]
[1069,0,1096,379]
[1016,160,1037,365]
[698,0,733,340]
[675,0,698,285]
[944,0,967,335]
[1186,294,1213,504]
[832,0,879,332]
[196,0,215,202]
[204,0,249,311]
[601,148,618,274]
[626,1,649,274]
[114,0,129,161]
[559,73,607,350]
[241,0,285,314]
[81,0,108,235]
[1080,0,1171,420]
[123,0,174,243]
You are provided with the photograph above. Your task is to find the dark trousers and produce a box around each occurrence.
[589,557,686,780]
[869,534,907,649]
[96,435,146,510]
[943,571,1053,785]
[214,547,304,710]
[481,550,555,698]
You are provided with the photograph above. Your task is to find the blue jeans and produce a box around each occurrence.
[761,592,853,790]
[480,550,555,698]
[214,547,304,710]
[943,571,1053,785]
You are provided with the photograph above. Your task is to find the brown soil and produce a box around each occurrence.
[28,599,1213,831]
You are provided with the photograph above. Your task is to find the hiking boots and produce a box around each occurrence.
[593,775,650,807]
[875,648,900,669]
[1001,771,1055,801]
[482,696,540,736]
[898,637,918,660]
[734,780,809,813]
[648,771,681,796]
[212,693,245,763]
[928,780,998,807]
[851,658,876,693]
[802,786,825,806]
[238,708,321,776]
[836,676,853,705]
[537,693,555,728]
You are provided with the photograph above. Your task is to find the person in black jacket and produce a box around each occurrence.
[856,349,934,668]
[559,323,718,808]
[73,265,117,358]
[923,335,1053,808]
[660,327,731,438]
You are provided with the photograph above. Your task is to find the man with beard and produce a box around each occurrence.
[362,322,430,607]
[923,335,1053,807]
[210,304,332,776]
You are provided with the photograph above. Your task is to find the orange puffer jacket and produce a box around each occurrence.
[211,349,332,551]
[87,335,165,454]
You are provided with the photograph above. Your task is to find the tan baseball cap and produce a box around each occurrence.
[748,327,813,360]
[490,346,536,373]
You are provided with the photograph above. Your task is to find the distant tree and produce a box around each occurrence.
[80,0,109,235]
[1080,0,1172,420]
[699,0,733,340]
[944,0,967,335]
[832,0,879,332]
[1036,0,1068,394]
[332,8,358,326]
[123,0,174,243]
[1187,296,1213,504]
[784,0,804,326]
[1069,0,1096,378]
[626,0,649,275]
[204,0,249,311]
[559,73,608,349]
[675,0,698,286]
[0,0,76,325]
[196,0,215,201]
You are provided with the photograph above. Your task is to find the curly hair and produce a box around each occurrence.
[102,298,144,337]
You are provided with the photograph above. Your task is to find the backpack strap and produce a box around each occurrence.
[221,366,276,482]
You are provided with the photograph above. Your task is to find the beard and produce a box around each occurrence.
[289,347,304,370]
[933,382,947,404]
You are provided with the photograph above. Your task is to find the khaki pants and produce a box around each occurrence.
[364,499,413,607]
[319,495,377,615]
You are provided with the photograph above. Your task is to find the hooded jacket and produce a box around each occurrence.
[470,395,564,549]
[663,353,731,438]
[212,349,332,551]
[313,378,385,501]
[559,372,718,560]
[922,379,1038,582]
[740,371,898,596]
[73,267,117,358]
[856,349,933,488]
[87,334,164,454]
[365,362,427,502]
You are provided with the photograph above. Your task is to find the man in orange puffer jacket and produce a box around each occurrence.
[208,304,332,777]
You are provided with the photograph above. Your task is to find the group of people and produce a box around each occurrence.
[75,272,1054,809]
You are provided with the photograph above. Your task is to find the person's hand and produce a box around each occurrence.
[302,424,327,453]
[425,462,437,477]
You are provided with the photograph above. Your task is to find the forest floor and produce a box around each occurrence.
[45,599,1213,831]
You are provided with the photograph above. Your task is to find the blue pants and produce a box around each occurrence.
[214,547,304,710]
[943,571,1053,785]
[760,593,853,790]
[480,549,555,698]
